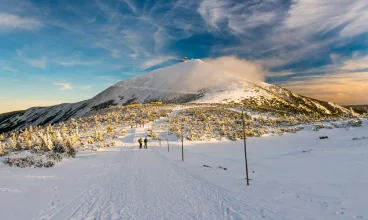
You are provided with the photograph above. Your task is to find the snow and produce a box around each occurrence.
[311,100,332,114]
[193,81,274,104]
[329,102,355,114]
[1,119,368,220]
[1,59,354,132]
[94,59,268,107]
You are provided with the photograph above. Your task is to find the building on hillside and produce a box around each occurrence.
[128,101,142,107]
[180,57,189,62]
[150,100,163,105]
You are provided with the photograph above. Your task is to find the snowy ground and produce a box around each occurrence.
[0,120,367,220]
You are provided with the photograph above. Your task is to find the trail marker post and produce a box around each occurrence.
[181,125,184,162]
[167,128,170,152]
[167,114,170,152]
[241,105,250,185]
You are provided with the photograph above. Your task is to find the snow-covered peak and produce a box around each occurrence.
[112,58,257,95]
[0,59,356,133]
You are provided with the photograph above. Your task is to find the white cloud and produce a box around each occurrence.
[198,0,225,31]
[285,0,368,38]
[120,29,147,58]
[153,27,170,53]
[54,82,73,90]
[0,13,43,31]
[204,0,368,69]
[280,71,368,105]
[203,56,265,83]
[94,41,122,58]
[54,59,100,67]
[141,56,176,69]
[267,70,296,78]
[16,50,47,69]
[0,96,9,99]
[340,55,368,71]
[198,0,279,36]
[122,72,139,77]
[88,0,201,64]
[122,0,138,14]
[330,53,342,64]
[2,64,16,72]
[53,82,92,91]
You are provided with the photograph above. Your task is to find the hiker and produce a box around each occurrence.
[144,137,148,149]
[138,137,143,149]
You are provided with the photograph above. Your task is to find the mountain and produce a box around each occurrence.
[343,105,368,114]
[0,59,355,133]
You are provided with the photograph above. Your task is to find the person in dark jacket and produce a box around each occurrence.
[138,138,143,149]
[144,137,148,149]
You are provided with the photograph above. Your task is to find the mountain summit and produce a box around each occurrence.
[0,59,354,133]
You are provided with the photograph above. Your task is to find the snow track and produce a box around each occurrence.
[34,128,285,220]
[3,121,368,220]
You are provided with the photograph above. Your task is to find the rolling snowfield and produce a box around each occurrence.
[1,119,367,220]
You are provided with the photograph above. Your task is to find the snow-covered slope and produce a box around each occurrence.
[1,119,368,219]
[0,59,355,133]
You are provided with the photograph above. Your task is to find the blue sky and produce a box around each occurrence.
[0,0,368,113]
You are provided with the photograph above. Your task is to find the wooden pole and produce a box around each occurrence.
[242,105,250,185]
[167,129,170,152]
[181,125,184,162]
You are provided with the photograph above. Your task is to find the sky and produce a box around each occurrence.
[0,0,368,113]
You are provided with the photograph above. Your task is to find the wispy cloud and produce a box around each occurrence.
[198,0,279,37]
[0,13,43,31]
[64,0,201,66]
[340,55,368,71]
[141,56,177,70]
[122,0,138,15]
[16,50,47,69]
[54,82,73,90]
[202,0,368,70]
[54,59,101,67]
[262,0,368,66]
[267,70,296,78]
[121,72,139,77]
[280,71,368,105]
[1,0,368,107]
[285,0,368,38]
[2,64,16,73]
[53,82,92,91]
[0,96,9,99]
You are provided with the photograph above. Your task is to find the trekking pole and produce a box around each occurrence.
[241,104,250,185]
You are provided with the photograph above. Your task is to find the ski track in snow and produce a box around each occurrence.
[25,175,56,180]
[34,127,285,220]
[0,188,22,193]
[3,120,368,220]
